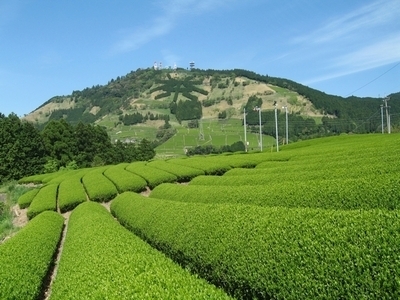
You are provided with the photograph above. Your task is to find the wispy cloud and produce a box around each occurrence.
[294,0,400,45]
[296,0,400,84]
[111,0,237,54]
[304,34,400,84]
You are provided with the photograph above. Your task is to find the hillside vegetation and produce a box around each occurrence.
[23,68,400,156]
[1,133,398,299]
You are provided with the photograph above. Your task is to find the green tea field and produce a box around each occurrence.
[1,133,399,299]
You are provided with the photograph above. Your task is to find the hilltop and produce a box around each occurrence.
[23,68,400,155]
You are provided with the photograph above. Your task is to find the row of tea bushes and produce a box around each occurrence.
[58,177,87,213]
[125,162,178,189]
[111,192,400,300]
[147,160,205,182]
[81,168,118,202]
[49,202,232,300]
[17,188,40,209]
[167,157,232,175]
[0,211,64,300]
[27,184,58,219]
[151,174,400,210]
[103,163,147,193]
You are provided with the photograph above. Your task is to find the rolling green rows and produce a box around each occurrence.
[167,156,232,175]
[125,161,178,189]
[207,154,258,168]
[0,211,64,300]
[147,160,205,182]
[111,192,400,300]
[18,173,51,184]
[50,202,231,300]
[58,177,87,213]
[103,163,147,193]
[17,188,40,209]
[27,184,58,219]
[81,169,118,202]
[151,174,400,210]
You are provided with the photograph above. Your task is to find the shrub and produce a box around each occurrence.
[147,160,204,182]
[81,169,118,202]
[125,162,177,189]
[17,188,40,209]
[50,202,231,299]
[111,192,400,300]
[27,184,58,219]
[0,211,64,299]
[58,177,87,213]
[103,164,147,193]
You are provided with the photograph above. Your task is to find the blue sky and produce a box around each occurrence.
[1,0,399,116]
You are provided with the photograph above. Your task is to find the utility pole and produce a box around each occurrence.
[274,102,279,152]
[380,104,384,134]
[243,108,248,152]
[383,97,391,134]
[282,106,288,144]
[254,106,262,151]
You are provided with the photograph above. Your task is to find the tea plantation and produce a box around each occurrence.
[2,133,399,299]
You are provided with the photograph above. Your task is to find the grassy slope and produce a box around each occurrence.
[25,72,325,156]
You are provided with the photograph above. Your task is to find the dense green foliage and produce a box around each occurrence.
[155,174,399,210]
[17,188,40,209]
[147,160,205,182]
[0,114,46,183]
[50,202,231,299]
[103,163,147,193]
[58,177,87,213]
[42,119,155,169]
[167,156,232,175]
[0,211,64,300]
[27,184,58,219]
[186,141,246,156]
[112,193,400,299]
[125,161,178,189]
[0,114,156,182]
[81,168,118,202]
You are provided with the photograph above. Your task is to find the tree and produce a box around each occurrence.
[0,114,46,182]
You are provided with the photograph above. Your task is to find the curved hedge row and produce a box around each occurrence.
[111,192,400,300]
[167,157,232,175]
[0,211,64,300]
[103,164,147,193]
[58,177,87,213]
[81,169,118,202]
[125,161,177,189]
[17,188,40,209]
[27,184,59,219]
[50,202,231,299]
[147,160,205,182]
[18,172,58,185]
[151,174,400,210]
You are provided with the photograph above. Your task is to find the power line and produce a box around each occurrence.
[345,61,400,97]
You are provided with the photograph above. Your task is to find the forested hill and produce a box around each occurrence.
[25,67,399,129]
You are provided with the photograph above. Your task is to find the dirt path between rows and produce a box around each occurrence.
[43,211,71,300]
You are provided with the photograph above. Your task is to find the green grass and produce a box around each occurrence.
[156,118,276,156]
[0,182,34,240]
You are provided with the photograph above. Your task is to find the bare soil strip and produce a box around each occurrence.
[42,212,70,300]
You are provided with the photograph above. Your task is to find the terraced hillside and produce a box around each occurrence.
[2,133,399,299]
